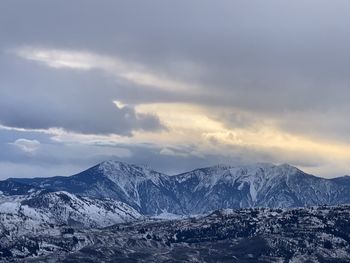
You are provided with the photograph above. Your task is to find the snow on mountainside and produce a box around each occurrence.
[8,160,181,215]
[173,163,350,214]
[6,161,350,216]
[97,160,169,207]
[3,205,350,262]
[100,160,164,186]
[0,190,141,238]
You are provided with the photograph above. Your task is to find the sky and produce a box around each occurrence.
[1,0,350,178]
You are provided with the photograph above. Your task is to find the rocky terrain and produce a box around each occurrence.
[1,206,350,262]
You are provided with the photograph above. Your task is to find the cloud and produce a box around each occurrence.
[1,1,350,177]
[15,47,97,70]
[0,161,86,180]
[12,138,40,153]
[160,147,188,157]
[14,46,199,93]
[0,51,165,135]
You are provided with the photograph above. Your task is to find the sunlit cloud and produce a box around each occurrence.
[13,46,200,93]
[133,102,350,176]
[0,124,66,136]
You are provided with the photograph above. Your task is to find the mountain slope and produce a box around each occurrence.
[6,161,350,215]
[0,180,41,196]
[0,190,141,236]
[9,161,184,215]
[174,163,350,214]
[3,205,350,262]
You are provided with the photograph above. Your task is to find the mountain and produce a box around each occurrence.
[9,161,183,215]
[173,163,350,214]
[2,205,350,262]
[0,180,41,196]
[0,190,141,237]
[6,161,350,215]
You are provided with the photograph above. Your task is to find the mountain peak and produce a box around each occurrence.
[96,160,166,192]
[277,163,297,169]
[274,163,301,176]
[98,160,157,174]
[98,160,130,169]
[212,163,234,170]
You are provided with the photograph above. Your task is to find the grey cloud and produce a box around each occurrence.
[0,54,165,135]
[273,110,350,144]
[103,142,332,176]
[2,0,350,114]
[214,111,258,130]
[0,133,132,179]
[0,162,83,180]
[1,0,350,177]
[0,126,340,179]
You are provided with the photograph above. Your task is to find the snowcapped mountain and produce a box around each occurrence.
[6,160,350,216]
[0,190,141,238]
[173,163,350,214]
[10,161,183,215]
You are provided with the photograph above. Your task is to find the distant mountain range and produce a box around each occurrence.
[3,160,350,215]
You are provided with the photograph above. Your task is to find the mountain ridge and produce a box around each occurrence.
[4,160,350,215]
